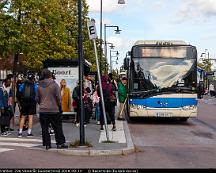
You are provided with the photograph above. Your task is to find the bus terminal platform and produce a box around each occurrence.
[0,115,135,156]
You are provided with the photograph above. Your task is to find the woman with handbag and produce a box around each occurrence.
[0,78,12,136]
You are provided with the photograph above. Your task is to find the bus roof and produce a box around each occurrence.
[133,40,188,46]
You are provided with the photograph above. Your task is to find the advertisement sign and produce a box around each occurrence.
[48,67,79,112]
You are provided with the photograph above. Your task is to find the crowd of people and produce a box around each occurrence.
[72,72,128,131]
[0,69,128,150]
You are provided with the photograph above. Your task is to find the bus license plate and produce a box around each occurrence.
[156,112,172,117]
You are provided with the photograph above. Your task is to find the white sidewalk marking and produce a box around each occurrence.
[0,142,39,148]
[0,137,56,143]
[99,120,126,143]
[0,148,14,153]
[0,137,42,143]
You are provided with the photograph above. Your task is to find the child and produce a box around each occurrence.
[92,85,100,125]
[83,87,92,124]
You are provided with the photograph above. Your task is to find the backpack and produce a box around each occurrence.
[103,83,110,103]
[20,82,36,102]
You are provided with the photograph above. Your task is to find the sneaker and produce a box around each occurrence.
[6,131,12,135]
[23,126,28,131]
[100,127,104,131]
[27,133,33,137]
[112,126,117,131]
[9,128,14,132]
[57,143,68,149]
[97,121,100,125]
[1,132,9,137]
[18,133,22,138]
[76,123,80,127]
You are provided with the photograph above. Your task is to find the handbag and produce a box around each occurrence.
[110,92,117,106]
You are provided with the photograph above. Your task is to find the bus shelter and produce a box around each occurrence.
[43,59,93,118]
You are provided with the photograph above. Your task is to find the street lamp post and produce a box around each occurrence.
[99,0,103,74]
[78,0,85,145]
[99,1,125,74]
[110,50,119,72]
[104,24,121,71]
[105,42,114,60]
[111,60,118,67]
[205,49,210,60]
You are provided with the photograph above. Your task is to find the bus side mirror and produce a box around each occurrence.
[124,58,129,70]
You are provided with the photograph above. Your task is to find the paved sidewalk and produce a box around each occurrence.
[199,95,216,105]
[0,117,135,156]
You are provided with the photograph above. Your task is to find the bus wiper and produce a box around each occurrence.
[164,87,195,93]
[178,87,196,93]
[131,87,195,98]
[131,89,160,97]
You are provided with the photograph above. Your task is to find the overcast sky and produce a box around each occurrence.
[86,0,216,69]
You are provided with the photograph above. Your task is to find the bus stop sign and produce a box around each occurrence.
[87,19,97,40]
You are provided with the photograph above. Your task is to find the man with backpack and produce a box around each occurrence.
[17,72,38,137]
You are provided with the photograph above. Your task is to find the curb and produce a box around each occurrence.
[58,121,135,156]
[31,121,135,156]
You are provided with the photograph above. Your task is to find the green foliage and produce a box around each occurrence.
[198,59,213,72]
[69,139,93,148]
[0,0,101,71]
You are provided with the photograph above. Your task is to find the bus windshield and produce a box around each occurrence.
[130,57,197,95]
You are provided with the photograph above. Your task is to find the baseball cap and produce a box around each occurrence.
[122,76,127,80]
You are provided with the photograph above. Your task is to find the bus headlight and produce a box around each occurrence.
[182,105,196,110]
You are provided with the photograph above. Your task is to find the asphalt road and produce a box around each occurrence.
[1,97,216,169]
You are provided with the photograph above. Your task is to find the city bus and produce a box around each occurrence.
[124,40,198,121]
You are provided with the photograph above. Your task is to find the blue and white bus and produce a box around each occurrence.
[124,40,198,121]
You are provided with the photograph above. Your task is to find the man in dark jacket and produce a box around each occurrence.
[37,69,67,150]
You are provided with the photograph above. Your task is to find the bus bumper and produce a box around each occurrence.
[129,107,197,118]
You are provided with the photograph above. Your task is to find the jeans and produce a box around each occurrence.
[95,103,100,121]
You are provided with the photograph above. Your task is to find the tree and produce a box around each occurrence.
[0,0,21,58]
[198,59,212,72]
[0,0,102,71]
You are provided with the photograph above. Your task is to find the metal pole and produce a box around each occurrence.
[104,24,107,72]
[93,39,109,141]
[12,54,18,107]
[110,49,112,72]
[78,0,85,145]
[100,0,103,74]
